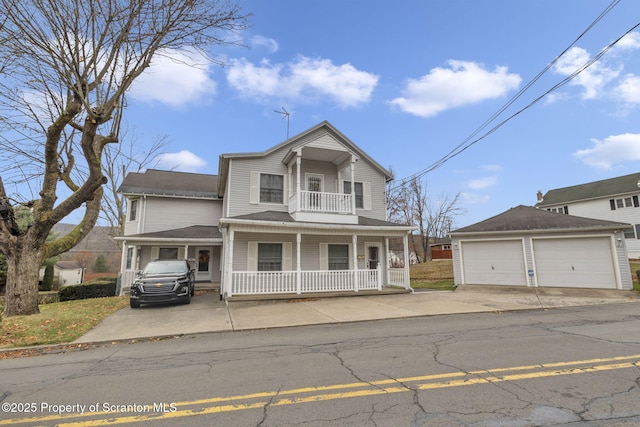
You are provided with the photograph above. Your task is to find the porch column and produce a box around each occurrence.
[385,237,391,286]
[296,151,301,210]
[352,234,359,292]
[119,240,128,296]
[296,232,302,294]
[350,156,356,215]
[184,244,189,261]
[225,229,235,297]
[403,232,411,290]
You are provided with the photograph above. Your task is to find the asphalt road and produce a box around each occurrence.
[1,303,640,426]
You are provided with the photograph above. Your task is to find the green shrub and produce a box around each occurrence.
[58,277,117,301]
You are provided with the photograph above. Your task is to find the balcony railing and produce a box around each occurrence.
[289,190,353,215]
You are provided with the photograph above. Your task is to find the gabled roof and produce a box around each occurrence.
[55,261,84,270]
[451,205,630,235]
[537,172,640,206]
[217,121,393,196]
[118,169,218,199]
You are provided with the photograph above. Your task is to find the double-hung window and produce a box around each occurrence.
[260,174,284,204]
[343,181,364,209]
[257,243,282,271]
[328,244,349,270]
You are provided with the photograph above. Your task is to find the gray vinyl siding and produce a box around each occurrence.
[226,147,389,220]
[226,146,291,217]
[136,197,222,234]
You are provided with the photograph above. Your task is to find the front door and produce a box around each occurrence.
[306,174,323,209]
[367,245,380,270]
[195,247,213,282]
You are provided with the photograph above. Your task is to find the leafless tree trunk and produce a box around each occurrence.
[0,0,246,316]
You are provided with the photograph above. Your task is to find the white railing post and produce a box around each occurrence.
[377,264,382,290]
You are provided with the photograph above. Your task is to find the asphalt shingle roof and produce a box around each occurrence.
[118,169,218,199]
[229,211,410,227]
[125,225,222,240]
[452,205,630,234]
[537,172,640,206]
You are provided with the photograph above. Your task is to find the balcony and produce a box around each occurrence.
[288,190,358,223]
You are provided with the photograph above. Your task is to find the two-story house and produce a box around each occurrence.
[117,121,415,298]
[535,172,640,258]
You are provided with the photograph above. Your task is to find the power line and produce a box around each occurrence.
[390,0,626,191]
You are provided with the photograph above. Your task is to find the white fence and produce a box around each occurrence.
[231,267,385,296]
[388,268,407,287]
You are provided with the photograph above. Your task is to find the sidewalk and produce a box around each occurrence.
[72,286,640,344]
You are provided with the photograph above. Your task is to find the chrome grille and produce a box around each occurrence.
[141,283,176,294]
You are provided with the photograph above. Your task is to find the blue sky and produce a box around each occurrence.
[120,0,640,228]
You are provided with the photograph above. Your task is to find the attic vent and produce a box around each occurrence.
[637,179,640,188]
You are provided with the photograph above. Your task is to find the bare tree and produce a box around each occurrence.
[387,176,463,262]
[0,0,247,316]
[101,131,169,240]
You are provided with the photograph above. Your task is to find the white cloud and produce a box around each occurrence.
[614,31,640,50]
[226,56,379,108]
[154,150,207,172]
[251,35,279,53]
[615,74,640,105]
[388,60,521,118]
[460,192,490,205]
[467,176,497,190]
[553,47,619,100]
[481,164,502,172]
[573,133,640,169]
[130,48,217,108]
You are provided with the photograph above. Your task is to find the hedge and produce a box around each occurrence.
[58,277,118,302]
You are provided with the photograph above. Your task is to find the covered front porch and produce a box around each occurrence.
[219,213,414,299]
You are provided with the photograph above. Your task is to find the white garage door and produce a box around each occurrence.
[461,240,526,285]
[532,237,616,289]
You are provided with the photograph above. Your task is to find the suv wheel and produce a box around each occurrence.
[183,292,191,305]
[130,299,140,309]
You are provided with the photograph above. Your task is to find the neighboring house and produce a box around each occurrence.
[450,205,633,290]
[39,261,85,287]
[535,172,640,258]
[430,238,452,260]
[117,121,415,298]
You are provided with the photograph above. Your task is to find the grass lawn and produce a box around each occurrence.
[0,297,128,349]
[410,260,455,291]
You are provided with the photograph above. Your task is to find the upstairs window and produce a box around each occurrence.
[260,174,284,204]
[610,196,639,210]
[343,181,364,209]
[129,199,138,221]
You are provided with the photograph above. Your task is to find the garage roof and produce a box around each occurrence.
[452,205,630,234]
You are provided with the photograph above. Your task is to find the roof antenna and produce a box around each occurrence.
[274,107,290,139]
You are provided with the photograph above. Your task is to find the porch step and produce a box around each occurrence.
[226,287,411,302]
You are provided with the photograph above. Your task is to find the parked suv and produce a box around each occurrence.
[129,260,195,308]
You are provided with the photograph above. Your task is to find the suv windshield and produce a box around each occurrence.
[142,261,187,275]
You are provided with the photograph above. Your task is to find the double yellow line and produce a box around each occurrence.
[3,354,639,426]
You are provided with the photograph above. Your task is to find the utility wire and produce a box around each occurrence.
[390,0,626,191]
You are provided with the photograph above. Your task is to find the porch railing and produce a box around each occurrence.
[119,269,140,295]
[388,268,407,287]
[230,267,383,296]
[289,191,353,214]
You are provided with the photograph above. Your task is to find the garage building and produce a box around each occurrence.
[450,205,633,290]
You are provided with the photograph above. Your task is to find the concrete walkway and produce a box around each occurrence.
[73,286,640,344]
